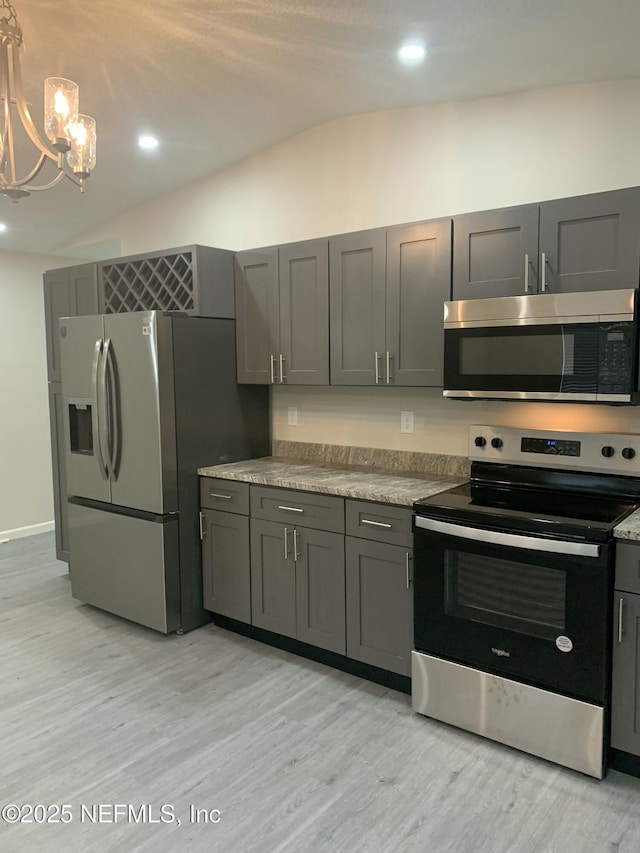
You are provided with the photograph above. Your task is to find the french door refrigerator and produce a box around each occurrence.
[59,310,269,634]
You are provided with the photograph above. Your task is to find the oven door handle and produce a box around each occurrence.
[414,516,600,558]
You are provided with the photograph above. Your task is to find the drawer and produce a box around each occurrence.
[199,478,250,514]
[250,486,344,533]
[615,541,640,594]
[346,500,412,548]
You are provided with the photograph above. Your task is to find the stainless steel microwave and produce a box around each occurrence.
[443,289,640,403]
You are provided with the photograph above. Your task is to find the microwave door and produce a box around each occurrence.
[443,322,600,401]
[60,315,111,503]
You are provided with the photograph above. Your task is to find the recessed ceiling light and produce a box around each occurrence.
[138,135,159,150]
[0,223,7,233]
[398,43,427,63]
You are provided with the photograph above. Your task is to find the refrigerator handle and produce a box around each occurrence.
[104,337,120,479]
[98,337,115,480]
[92,339,108,479]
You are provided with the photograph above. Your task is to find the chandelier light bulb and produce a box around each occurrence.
[44,77,79,152]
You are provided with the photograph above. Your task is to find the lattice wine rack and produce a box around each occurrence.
[101,251,195,313]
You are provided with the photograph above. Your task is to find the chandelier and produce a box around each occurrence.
[0,0,96,201]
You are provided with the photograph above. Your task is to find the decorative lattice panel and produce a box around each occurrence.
[102,252,195,313]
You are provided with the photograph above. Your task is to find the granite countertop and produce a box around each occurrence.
[197,457,466,507]
[614,508,640,541]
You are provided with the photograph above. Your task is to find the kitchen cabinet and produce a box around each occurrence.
[99,244,235,317]
[249,487,345,653]
[611,541,640,757]
[44,263,100,383]
[330,220,451,386]
[200,479,251,623]
[345,500,413,676]
[235,239,329,385]
[453,188,640,300]
[44,263,100,562]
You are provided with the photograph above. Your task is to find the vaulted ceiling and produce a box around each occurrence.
[4,0,640,254]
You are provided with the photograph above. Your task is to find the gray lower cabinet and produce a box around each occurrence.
[250,517,345,653]
[345,537,413,676]
[200,479,251,623]
[345,499,413,677]
[453,187,640,300]
[611,541,640,756]
[201,509,251,623]
[235,240,329,385]
[330,221,451,386]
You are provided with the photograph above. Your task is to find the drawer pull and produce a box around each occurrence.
[361,519,392,529]
[277,505,304,513]
[209,492,232,500]
[618,597,625,644]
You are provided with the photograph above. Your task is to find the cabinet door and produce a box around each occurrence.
[202,509,251,623]
[611,591,640,755]
[48,383,69,562]
[279,239,329,385]
[235,249,279,383]
[452,205,539,300]
[44,264,99,382]
[329,229,386,384]
[250,518,296,638]
[539,188,640,293]
[386,220,452,386]
[295,527,345,654]
[346,538,413,676]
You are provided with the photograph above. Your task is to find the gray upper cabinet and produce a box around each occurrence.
[539,189,640,294]
[330,222,450,386]
[235,249,279,384]
[453,188,640,300]
[99,245,235,317]
[386,220,452,386]
[44,263,99,382]
[235,240,329,385]
[452,205,539,301]
[330,229,386,385]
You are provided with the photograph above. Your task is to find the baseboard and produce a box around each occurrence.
[0,521,55,542]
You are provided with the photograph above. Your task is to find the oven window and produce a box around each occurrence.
[444,551,566,641]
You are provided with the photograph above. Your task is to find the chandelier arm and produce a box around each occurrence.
[9,41,57,163]
[0,40,14,182]
[18,167,66,191]
[7,149,49,186]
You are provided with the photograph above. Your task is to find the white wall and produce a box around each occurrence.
[0,252,76,539]
[58,78,640,458]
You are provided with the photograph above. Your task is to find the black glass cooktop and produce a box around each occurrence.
[414,463,640,541]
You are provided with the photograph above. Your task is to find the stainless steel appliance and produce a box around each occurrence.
[443,289,640,403]
[59,310,269,634]
[412,425,640,778]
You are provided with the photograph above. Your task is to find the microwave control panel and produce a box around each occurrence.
[598,322,635,393]
[469,425,640,476]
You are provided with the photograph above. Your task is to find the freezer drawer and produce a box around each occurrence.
[68,501,181,634]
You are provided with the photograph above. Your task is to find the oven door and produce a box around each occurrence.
[413,516,613,705]
[443,320,601,401]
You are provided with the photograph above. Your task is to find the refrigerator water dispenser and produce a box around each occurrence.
[68,402,94,455]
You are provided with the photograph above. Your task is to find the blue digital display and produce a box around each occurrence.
[522,437,581,456]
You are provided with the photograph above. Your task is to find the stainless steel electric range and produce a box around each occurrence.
[412,425,640,778]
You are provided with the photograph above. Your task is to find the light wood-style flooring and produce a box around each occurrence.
[2,533,640,852]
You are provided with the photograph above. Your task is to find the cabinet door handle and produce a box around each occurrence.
[618,596,625,644]
[386,351,393,384]
[209,492,232,501]
[374,351,381,384]
[279,353,285,383]
[278,505,304,513]
[541,252,548,292]
[199,511,205,540]
[270,354,276,384]
[524,253,530,293]
[284,527,289,560]
[361,519,392,529]
[406,551,412,589]
[293,528,300,562]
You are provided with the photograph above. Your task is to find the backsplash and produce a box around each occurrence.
[271,440,470,478]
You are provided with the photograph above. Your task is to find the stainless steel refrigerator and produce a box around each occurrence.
[59,310,269,633]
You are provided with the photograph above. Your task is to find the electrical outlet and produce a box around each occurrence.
[287,405,298,427]
[400,410,414,434]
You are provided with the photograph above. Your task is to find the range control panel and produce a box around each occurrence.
[469,425,640,477]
